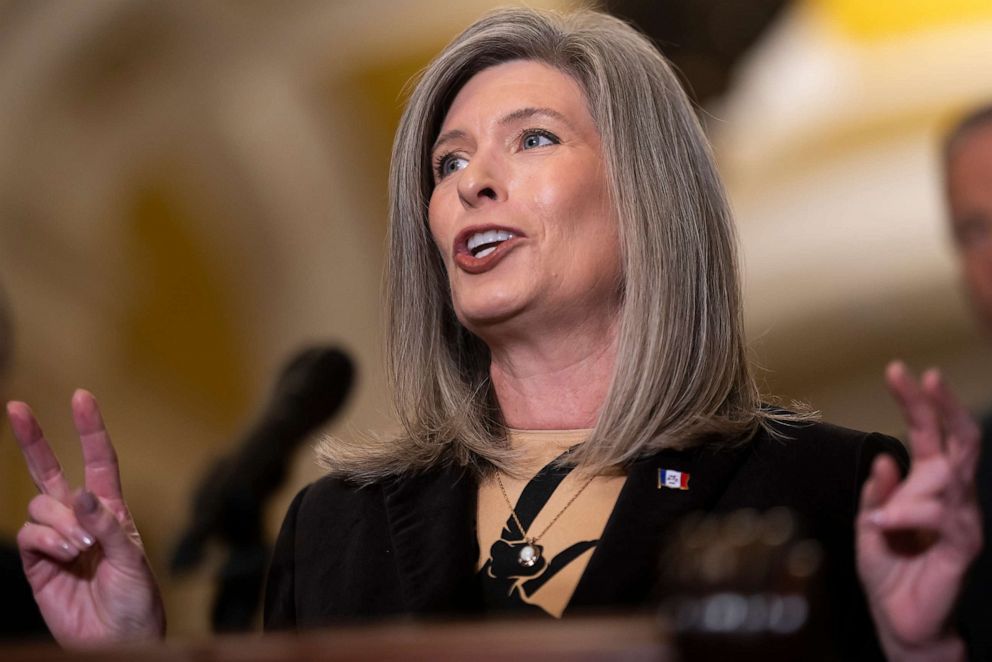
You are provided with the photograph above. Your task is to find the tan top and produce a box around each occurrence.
[476,429,627,617]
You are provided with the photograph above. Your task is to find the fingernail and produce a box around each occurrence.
[867,510,886,526]
[59,541,77,557]
[76,491,99,514]
[75,530,95,547]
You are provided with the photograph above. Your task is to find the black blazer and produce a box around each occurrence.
[264,421,907,659]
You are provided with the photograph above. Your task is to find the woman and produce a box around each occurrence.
[7,7,981,660]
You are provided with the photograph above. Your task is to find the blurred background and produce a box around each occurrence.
[1,0,991,639]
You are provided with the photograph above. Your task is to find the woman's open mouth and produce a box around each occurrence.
[454,226,525,274]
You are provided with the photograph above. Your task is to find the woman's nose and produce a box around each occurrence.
[457,152,505,207]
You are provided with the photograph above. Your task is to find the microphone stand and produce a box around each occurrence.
[169,346,354,631]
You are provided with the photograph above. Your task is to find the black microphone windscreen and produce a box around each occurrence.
[268,346,354,432]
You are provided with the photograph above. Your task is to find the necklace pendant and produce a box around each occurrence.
[517,541,543,568]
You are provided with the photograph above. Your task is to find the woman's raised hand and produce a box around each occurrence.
[7,389,165,646]
[857,362,982,661]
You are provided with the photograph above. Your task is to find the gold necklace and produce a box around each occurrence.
[494,470,596,568]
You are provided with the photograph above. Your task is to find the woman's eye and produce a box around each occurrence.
[522,131,556,149]
[436,154,468,179]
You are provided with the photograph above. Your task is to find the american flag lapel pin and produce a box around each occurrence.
[658,468,690,490]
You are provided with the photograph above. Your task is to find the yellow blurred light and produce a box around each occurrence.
[807,0,992,39]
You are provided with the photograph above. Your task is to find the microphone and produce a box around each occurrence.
[169,346,354,630]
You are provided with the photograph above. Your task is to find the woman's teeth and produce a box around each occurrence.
[467,229,515,257]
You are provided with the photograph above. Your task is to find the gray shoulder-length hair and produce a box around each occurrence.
[319,6,794,482]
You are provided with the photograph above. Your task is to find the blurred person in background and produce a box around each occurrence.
[943,104,992,661]
[4,7,983,660]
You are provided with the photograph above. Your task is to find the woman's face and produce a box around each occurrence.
[428,59,621,338]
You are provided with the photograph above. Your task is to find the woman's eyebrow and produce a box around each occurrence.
[499,106,571,128]
[432,107,573,155]
[432,129,467,156]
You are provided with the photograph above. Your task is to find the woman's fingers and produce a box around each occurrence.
[885,361,942,460]
[891,455,953,501]
[8,392,140,566]
[857,455,904,574]
[921,370,982,487]
[27,494,96,552]
[17,521,80,564]
[870,498,944,532]
[71,490,144,564]
[6,401,72,502]
[860,453,902,513]
[71,390,127,515]
[22,489,146,568]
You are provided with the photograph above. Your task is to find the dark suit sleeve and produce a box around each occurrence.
[263,483,311,631]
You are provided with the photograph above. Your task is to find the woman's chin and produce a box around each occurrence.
[455,300,532,336]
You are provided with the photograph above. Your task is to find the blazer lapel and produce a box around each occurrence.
[566,441,751,611]
[381,464,484,616]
